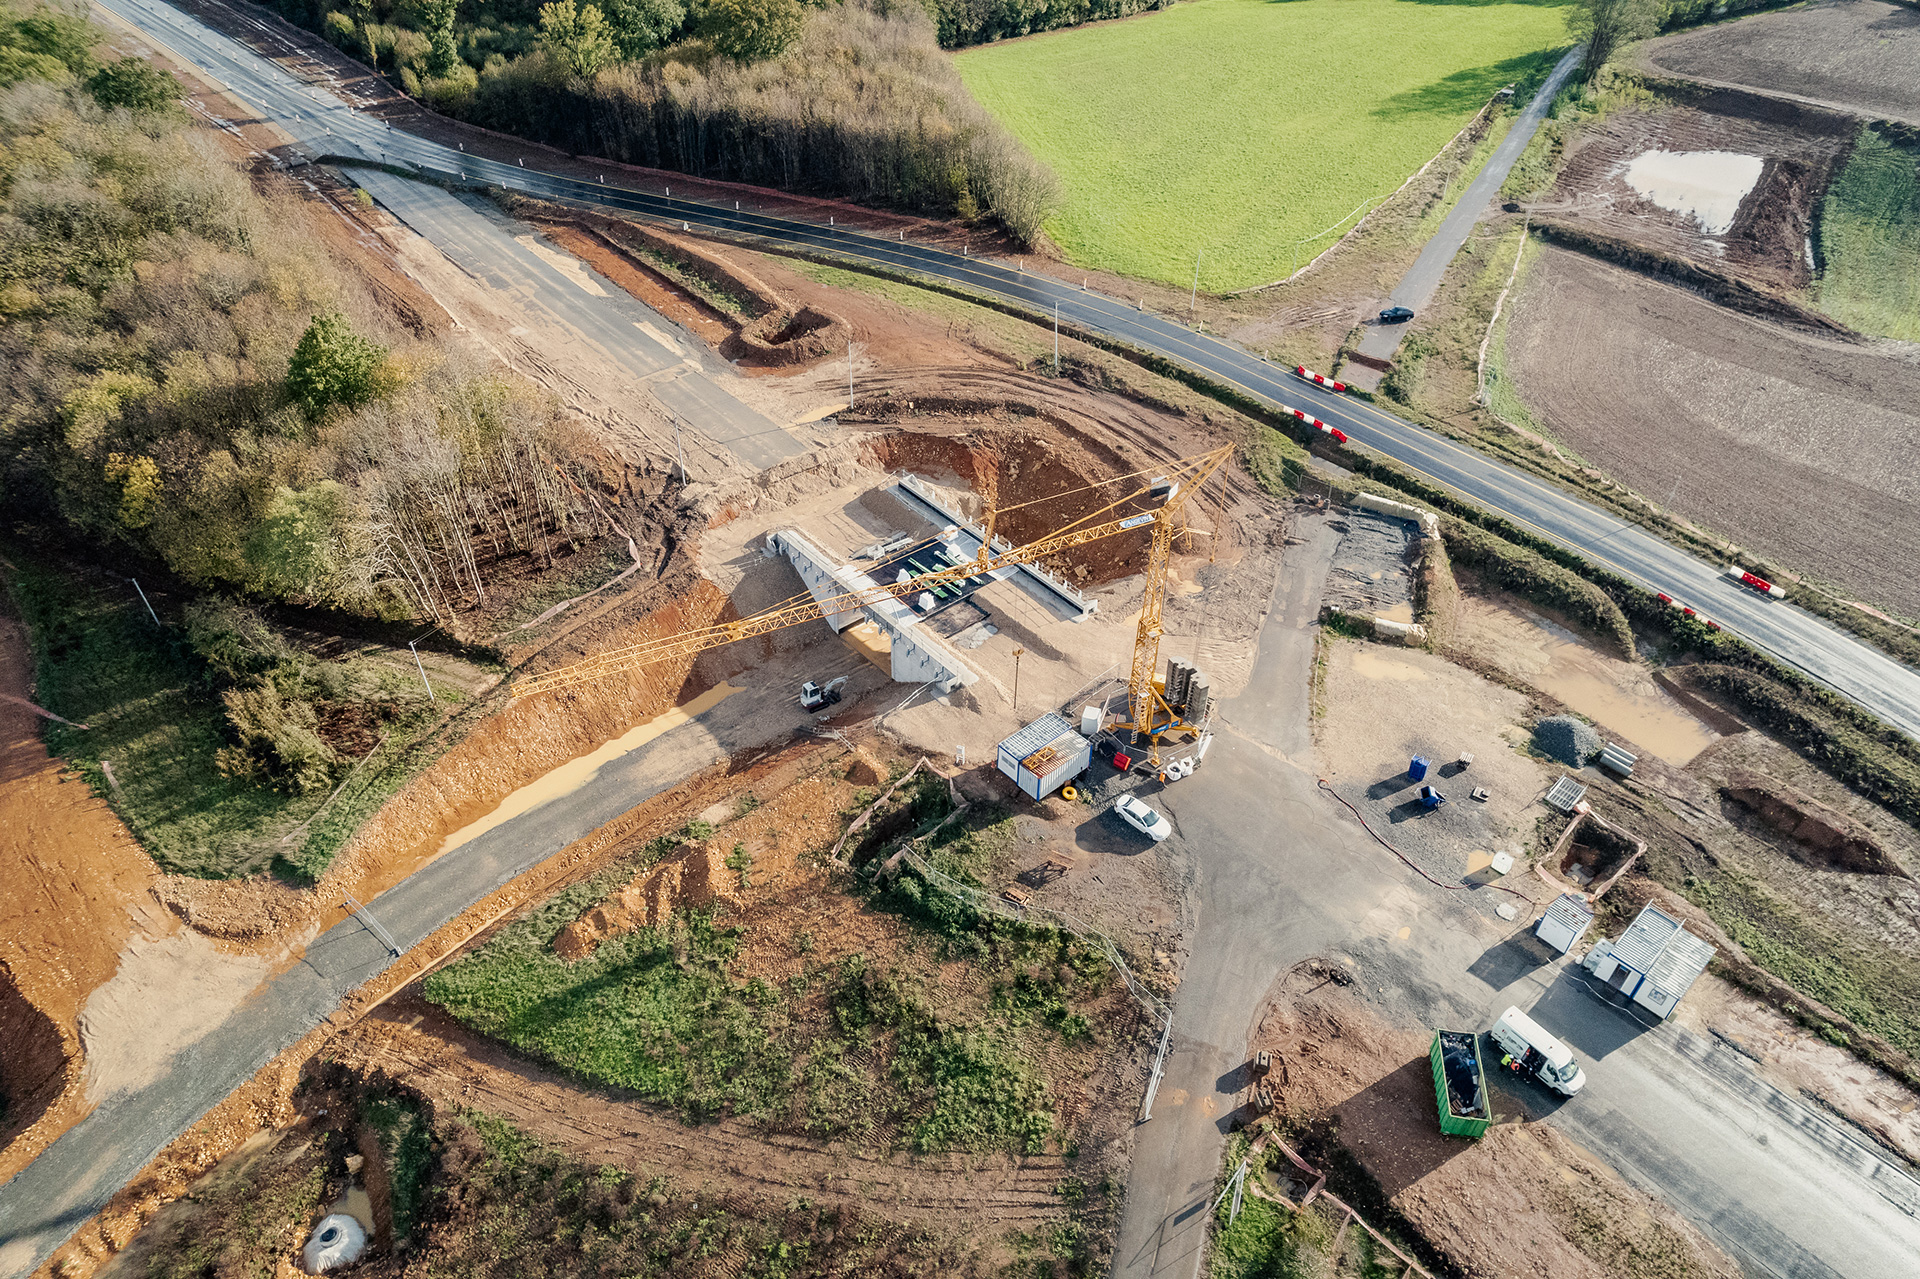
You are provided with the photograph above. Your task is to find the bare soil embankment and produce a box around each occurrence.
[1505,245,1920,617]
[1526,85,1854,297]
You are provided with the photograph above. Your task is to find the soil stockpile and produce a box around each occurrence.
[1534,715,1601,767]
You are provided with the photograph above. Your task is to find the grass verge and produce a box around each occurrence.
[1818,123,1920,342]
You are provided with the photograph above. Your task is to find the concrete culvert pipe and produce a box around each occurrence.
[302,1214,367,1273]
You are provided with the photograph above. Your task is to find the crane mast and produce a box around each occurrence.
[513,445,1235,774]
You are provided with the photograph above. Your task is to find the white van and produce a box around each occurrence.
[1490,1005,1587,1096]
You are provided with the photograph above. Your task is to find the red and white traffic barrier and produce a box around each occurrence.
[1285,405,1348,444]
[1661,594,1722,631]
[1725,565,1787,599]
[1294,365,1348,394]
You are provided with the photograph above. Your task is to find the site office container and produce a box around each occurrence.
[996,713,1092,801]
[1430,1030,1491,1138]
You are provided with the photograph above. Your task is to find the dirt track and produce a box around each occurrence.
[1505,245,1920,617]
[337,995,1080,1227]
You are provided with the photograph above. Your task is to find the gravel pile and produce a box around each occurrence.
[1533,715,1601,767]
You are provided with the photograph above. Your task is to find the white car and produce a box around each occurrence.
[1113,794,1173,842]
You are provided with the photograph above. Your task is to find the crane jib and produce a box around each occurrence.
[1119,513,1155,530]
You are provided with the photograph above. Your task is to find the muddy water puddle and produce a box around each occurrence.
[1623,149,1762,235]
[1461,598,1717,764]
[435,683,742,858]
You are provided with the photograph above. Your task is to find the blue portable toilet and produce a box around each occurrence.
[1409,755,1431,781]
[1419,785,1445,809]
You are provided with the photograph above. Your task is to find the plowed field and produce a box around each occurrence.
[1641,0,1920,123]
[1504,245,1920,617]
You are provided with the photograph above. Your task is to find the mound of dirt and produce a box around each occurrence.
[554,770,854,960]
[554,841,742,960]
[1721,771,1907,877]
[1534,715,1601,768]
[0,959,69,1150]
[847,746,888,787]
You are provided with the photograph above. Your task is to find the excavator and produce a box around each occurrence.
[511,443,1235,768]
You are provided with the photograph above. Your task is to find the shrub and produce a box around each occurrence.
[286,311,390,417]
[1441,519,1635,657]
[86,57,181,113]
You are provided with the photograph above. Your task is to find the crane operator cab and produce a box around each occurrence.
[1490,1005,1587,1096]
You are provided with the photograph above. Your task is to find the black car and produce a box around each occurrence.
[1378,305,1415,324]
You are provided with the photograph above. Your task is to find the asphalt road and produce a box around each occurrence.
[337,166,802,472]
[100,0,1920,740]
[1117,510,1920,1279]
[1354,44,1582,368]
[0,682,814,1278]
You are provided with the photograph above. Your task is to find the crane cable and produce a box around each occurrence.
[1317,778,1534,905]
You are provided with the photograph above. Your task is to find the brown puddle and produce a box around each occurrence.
[1461,598,1718,765]
[434,683,742,858]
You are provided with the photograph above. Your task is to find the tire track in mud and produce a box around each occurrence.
[337,995,1078,1225]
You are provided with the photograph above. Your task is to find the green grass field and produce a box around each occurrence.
[1819,125,1920,341]
[955,0,1572,290]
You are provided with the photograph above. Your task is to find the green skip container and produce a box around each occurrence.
[1430,1030,1491,1138]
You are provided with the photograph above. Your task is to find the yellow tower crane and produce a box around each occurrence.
[512,444,1234,767]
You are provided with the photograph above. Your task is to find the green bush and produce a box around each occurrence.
[1441,519,1636,657]
[85,57,180,113]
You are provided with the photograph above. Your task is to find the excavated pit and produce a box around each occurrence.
[0,960,70,1152]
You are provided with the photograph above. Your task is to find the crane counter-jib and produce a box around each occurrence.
[509,445,1236,701]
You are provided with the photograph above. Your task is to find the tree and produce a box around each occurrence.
[1565,0,1661,84]
[414,0,460,78]
[539,0,617,79]
[699,0,804,63]
[287,312,389,418]
[247,482,351,601]
[86,58,181,113]
[10,9,99,78]
[602,0,684,60]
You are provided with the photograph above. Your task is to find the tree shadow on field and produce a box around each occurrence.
[1369,50,1565,120]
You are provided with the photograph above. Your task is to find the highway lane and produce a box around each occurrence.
[337,165,802,471]
[90,0,1920,748]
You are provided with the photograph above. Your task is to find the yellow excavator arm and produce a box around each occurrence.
[512,444,1234,701]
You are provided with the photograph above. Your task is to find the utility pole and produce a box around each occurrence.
[1190,249,1202,323]
[130,578,160,626]
[1053,303,1060,375]
[407,639,436,702]
[847,341,855,411]
[672,415,687,484]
